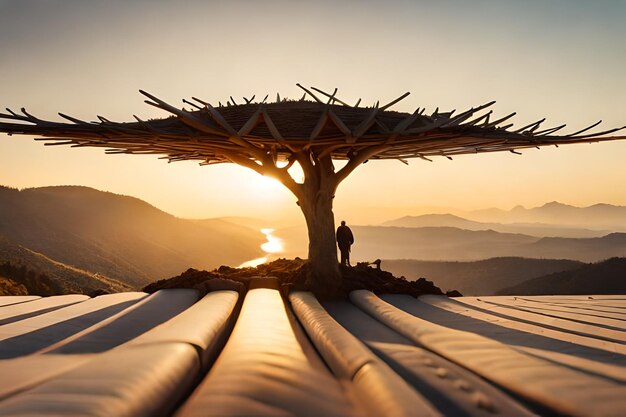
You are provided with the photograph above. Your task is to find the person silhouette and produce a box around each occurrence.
[336,220,354,267]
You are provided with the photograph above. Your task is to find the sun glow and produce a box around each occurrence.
[247,175,286,201]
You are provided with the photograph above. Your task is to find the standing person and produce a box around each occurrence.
[336,220,354,267]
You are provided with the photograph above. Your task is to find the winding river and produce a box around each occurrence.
[238,228,284,268]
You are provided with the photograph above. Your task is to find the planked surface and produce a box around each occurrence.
[0,290,624,416]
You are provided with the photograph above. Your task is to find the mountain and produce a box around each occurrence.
[383,214,482,229]
[383,214,606,238]
[382,257,584,296]
[276,225,626,263]
[0,235,131,295]
[464,201,626,231]
[0,185,264,288]
[521,233,626,262]
[353,226,539,261]
[498,257,626,295]
[276,225,538,261]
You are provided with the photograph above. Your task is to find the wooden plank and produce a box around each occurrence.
[291,292,440,417]
[0,295,89,326]
[455,297,626,343]
[177,288,355,417]
[518,298,626,316]
[0,296,40,307]
[0,293,145,359]
[0,289,200,406]
[498,297,626,322]
[518,295,626,307]
[496,295,626,303]
[416,295,626,381]
[475,297,626,331]
[128,290,239,368]
[0,343,199,417]
[0,293,147,400]
[0,354,95,401]
[323,299,534,417]
[43,289,198,355]
[351,291,626,417]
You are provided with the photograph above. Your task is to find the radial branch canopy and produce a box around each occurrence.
[1,86,625,173]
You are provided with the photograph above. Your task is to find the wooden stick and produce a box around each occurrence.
[295,84,323,103]
[310,87,351,107]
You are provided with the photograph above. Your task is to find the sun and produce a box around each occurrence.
[246,174,286,201]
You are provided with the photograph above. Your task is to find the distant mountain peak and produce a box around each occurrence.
[539,201,569,208]
[589,202,618,209]
[382,213,480,228]
[410,213,467,220]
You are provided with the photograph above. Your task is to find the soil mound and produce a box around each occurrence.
[144,258,458,299]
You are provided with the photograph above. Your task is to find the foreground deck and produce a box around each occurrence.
[0,282,624,416]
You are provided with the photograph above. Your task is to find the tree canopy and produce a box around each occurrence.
[2,85,624,186]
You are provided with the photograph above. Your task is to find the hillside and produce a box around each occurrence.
[383,214,607,238]
[0,185,264,287]
[382,257,584,296]
[276,224,626,263]
[0,235,131,294]
[498,257,626,295]
[520,233,626,262]
[276,225,540,261]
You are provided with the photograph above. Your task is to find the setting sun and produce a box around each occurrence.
[246,174,286,201]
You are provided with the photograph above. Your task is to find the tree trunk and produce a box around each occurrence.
[299,186,341,294]
[295,155,342,296]
[267,150,365,295]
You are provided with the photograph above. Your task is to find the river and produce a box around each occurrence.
[238,228,284,268]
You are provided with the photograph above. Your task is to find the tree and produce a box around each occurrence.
[1,85,625,293]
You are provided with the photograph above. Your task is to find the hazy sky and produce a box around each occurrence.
[1,0,625,224]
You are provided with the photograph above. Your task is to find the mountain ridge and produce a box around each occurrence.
[382,213,607,238]
[275,224,626,263]
[382,257,584,296]
[462,201,626,230]
[498,257,626,295]
[0,185,265,288]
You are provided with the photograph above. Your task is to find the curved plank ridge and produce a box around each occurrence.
[0,292,146,358]
[128,289,239,368]
[0,294,89,326]
[0,342,199,417]
[322,299,535,417]
[290,291,441,417]
[416,295,626,381]
[0,293,148,401]
[454,297,626,341]
[177,288,354,417]
[0,289,238,417]
[0,296,41,307]
[43,289,198,354]
[491,297,626,323]
[351,290,626,417]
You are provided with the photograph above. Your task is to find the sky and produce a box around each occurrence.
[1,0,625,225]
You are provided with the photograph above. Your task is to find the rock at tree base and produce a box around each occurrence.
[143,258,457,299]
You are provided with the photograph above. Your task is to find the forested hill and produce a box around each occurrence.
[498,257,626,295]
[0,185,264,289]
[382,257,584,296]
[0,234,132,295]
